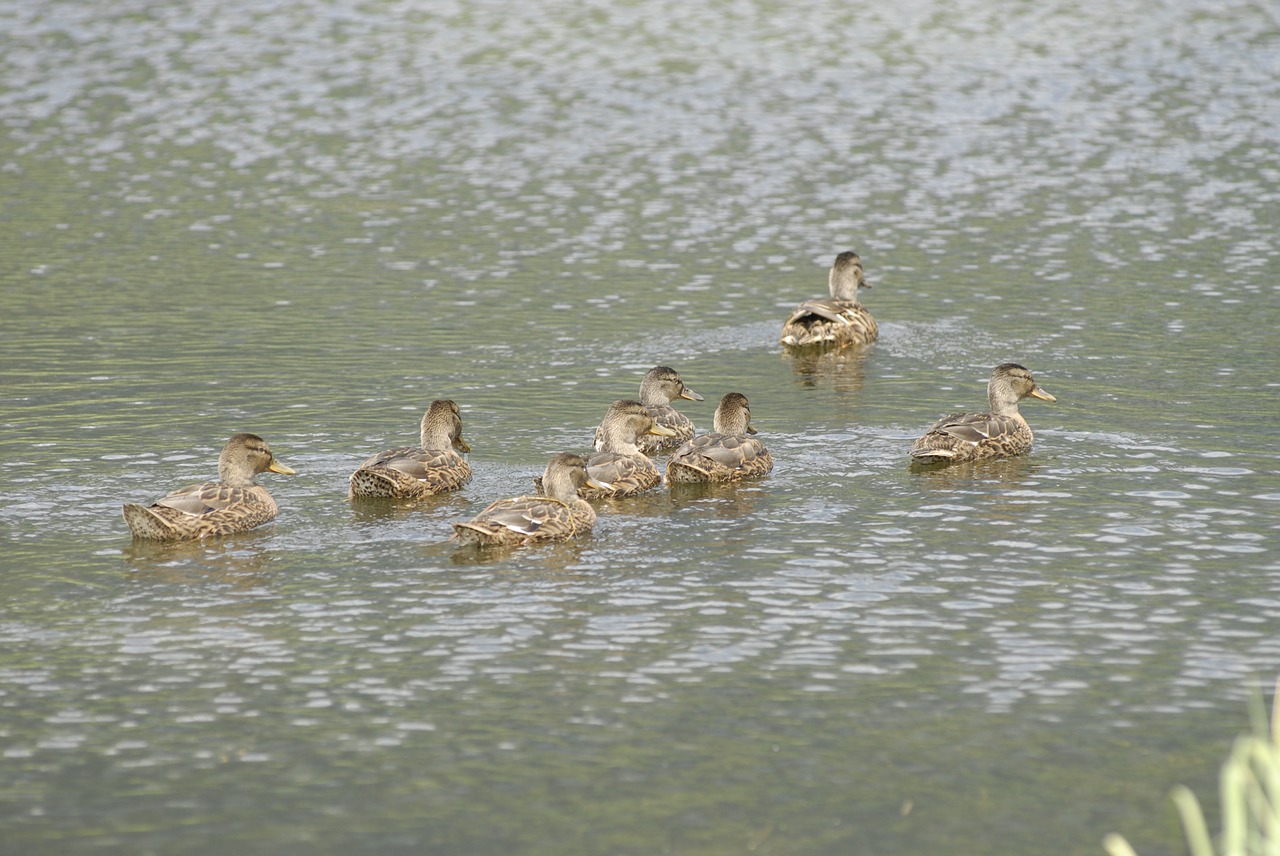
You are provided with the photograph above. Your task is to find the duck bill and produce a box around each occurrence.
[745,425,758,435]
[680,388,705,402]
[268,460,297,475]
[586,476,613,491]
[648,423,679,438]
[1030,387,1056,402]
[454,436,472,453]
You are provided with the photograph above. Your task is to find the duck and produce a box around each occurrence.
[122,433,296,541]
[779,251,878,348]
[581,400,678,498]
[594,366,703,455]
[452,452,606,546]
[909,363,1057,464]
[666,392,773,483]
[349,399,471,498]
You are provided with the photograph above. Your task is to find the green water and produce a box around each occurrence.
[2,0,1278,853]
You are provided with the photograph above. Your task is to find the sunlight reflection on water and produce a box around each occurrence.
[2,0,1278,852]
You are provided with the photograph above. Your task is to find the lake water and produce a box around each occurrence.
[2,0,1278,853]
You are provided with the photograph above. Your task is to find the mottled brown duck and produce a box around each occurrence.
[666,392,773,483]
[122,433,296,541]
[452,453,605,546]
[578,400,676,498]
[909,363,1056,465]
[349,399,471,499]
[779,251,878,348]
[595,366,703,455]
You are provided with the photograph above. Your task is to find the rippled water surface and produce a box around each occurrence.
[2,0,1278,853]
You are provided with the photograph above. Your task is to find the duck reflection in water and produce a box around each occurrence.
[910,454,1044,490]
[123,535,277,591]
[783,344,870,396]
[447,534,590,569]
[348,490,471,525]
[666,479,766,520]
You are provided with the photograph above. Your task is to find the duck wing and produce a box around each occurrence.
[584,451,660,495]
[360,446,467,481]
[783,297,858,326]
[152,481,247,516]
[475,496,575,537]
[926,411,1023,444]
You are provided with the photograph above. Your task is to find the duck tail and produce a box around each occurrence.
[122,503,176,540]
[348,467,400,498]
[451,522,488,545]
[666,459,710,483]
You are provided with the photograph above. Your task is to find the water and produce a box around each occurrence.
[2,0,1278,852]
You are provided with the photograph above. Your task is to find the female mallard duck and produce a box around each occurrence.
[531,402,674,498]
[594,366,703,455]
[666,392,773,483]
[581,399,677,498]
[122,433,296,541]
[909,363,1056,465]
[452,453,606,546]
[780,251,878,348]
[349,399,471,498]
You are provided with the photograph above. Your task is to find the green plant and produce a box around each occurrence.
[1104,682,1280,856]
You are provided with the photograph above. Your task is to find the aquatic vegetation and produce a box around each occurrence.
[1104,683,1280,856]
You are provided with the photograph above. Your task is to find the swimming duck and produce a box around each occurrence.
[349,399,471,498]
[909,363,1056,465]
[581,400,678,498]
[595,366,703,455]
[452,452,605,546]
[780,251,878,348]
[666,392,773,483]
[122,433,296,541]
